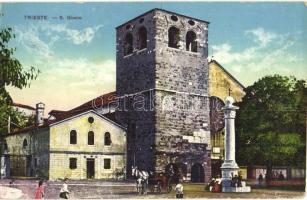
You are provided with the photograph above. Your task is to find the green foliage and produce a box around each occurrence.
[236,75,306,168]
[0,103,34,134]
[0,28,39,93]
[0,27,39,135]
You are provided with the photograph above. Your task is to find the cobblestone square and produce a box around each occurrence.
[0,179,304,199]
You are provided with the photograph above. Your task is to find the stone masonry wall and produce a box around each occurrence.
[154,10,211,182]
[116,10,157,175]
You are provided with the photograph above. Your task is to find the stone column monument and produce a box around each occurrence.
[221,96,251,192]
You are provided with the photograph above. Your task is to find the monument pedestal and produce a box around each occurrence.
[220,162,251,192]
[220,160,239,179]
[221,178,251,192]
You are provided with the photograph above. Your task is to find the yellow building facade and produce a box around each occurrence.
[1,110,126,180]
[209,60,245,177]
[49,111,126,180]
[209,60,245,103]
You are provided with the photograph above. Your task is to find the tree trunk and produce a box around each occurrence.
[266,162,272,183]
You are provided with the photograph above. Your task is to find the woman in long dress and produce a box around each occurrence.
[34,180,44,199]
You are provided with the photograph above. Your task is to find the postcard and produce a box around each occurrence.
[0,2,306,199]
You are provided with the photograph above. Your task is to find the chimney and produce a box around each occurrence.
[8,116,11,134]
[36,102,45,126]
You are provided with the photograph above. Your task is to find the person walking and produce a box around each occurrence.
[59,178,70,199]
[34,180,44,199]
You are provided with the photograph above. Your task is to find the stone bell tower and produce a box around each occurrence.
[116,8,211,182]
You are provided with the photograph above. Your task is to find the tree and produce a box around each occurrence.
[0,27,39,133]
[236,75,306,179]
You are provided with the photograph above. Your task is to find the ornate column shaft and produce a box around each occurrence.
[221,96,239,180]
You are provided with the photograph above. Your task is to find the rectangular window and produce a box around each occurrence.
[104,159,111,169]
[69,158,77,169]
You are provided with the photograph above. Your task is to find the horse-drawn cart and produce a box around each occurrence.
[149,173,168,193]
[132,166,175,195]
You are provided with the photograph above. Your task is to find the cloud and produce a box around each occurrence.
[211,28,304,85]
[43,58,115,87]
[14,22,103,62]
[7,58,116,113]
[15,25,54,61]
[10,22,109,112]
[212,43,256,64]
[245,27,278,48]
[40,23,103,45]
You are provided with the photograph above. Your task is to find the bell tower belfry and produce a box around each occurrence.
[116,9,211,182]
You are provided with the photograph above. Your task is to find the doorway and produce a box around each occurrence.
[86,159,95,179]
[191,163,205,183]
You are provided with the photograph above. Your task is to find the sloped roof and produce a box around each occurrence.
[50,110,125,130]
[209,60,245,90]
[48,91,117,120]
[7,92,120,135]
[12,102,35,111]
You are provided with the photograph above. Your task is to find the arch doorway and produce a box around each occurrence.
[191,163,204,183]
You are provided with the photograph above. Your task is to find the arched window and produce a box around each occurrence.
[168,27,180,49]
[186,31,197,52]
[123,33,133,55]
[104,132,112,146]
[138,27,147,50]
[23,139,28,149]
[88,131,94,145]
[70,130,77,144]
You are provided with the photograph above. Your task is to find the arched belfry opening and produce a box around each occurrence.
[138,26,147,50]
[124,33,133,55]
[168,27,180,49]
[186,31,197,52]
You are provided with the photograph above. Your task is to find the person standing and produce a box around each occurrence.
[34,180,44,199]
[258,173,263,186]
[59,178,70,199]
[238,174,243,187]
[175,181,184,198]
[278,171,285,180]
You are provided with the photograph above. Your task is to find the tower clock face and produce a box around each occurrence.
[210,96,225,133]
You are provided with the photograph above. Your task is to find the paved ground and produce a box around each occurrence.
[0,179,305,199]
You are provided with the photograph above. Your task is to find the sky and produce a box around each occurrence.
[0,2,306,114]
